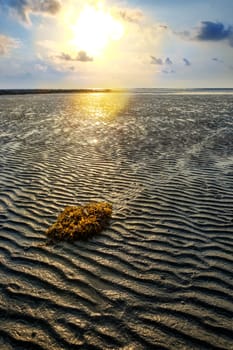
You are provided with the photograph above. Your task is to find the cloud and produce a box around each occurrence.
[177,30,191,39]
[0,34,19,55]
[212,57,224,63]
[195,21,232,41]
[115,8,144,24]
[58,52,73,61]
[159,24,168,30]
[0,0,61,24]
[151,56,173,65]
[58,51,93,62]
[151,56,163,65]
[183,58,191,66]
[178,21,233,47]
[162,69,175,74]
[165,57,172,65]
[34,63,47,71]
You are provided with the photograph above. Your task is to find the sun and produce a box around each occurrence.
[71,3,124,56]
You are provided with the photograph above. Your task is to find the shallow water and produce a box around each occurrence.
[0,92,233,349]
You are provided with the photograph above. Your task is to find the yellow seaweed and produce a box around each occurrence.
[46,202,112,242]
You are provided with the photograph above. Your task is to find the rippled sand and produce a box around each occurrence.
[0,92,233,349]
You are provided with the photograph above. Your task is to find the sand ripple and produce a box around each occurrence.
[0,93,233,349]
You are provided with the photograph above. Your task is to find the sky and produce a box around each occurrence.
[0,0,233,88]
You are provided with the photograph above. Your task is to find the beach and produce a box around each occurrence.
[0,91,233,349]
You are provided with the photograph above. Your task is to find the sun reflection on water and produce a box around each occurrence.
[64,92,130,149]
[89,138,99,145]
[68,92,129,122]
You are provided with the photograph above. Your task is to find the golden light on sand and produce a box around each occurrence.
[71,3,124,56]
[67,92,130,137]
[79,92,129,122]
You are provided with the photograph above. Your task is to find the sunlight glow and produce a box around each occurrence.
[71,3,124,56]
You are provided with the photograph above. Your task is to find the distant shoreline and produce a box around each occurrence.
[0,89,115,96]
[0,88,233,96]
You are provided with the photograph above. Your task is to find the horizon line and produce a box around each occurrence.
[1,87,233,96]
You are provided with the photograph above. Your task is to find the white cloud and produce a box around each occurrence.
[34,63,47,71]
[0,34,20,55]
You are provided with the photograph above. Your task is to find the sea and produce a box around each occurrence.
[0,89,233,349]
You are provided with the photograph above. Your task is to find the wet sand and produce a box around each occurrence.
[0,92,233,349]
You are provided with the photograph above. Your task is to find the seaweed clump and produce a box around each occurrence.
[46,202,112,242]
